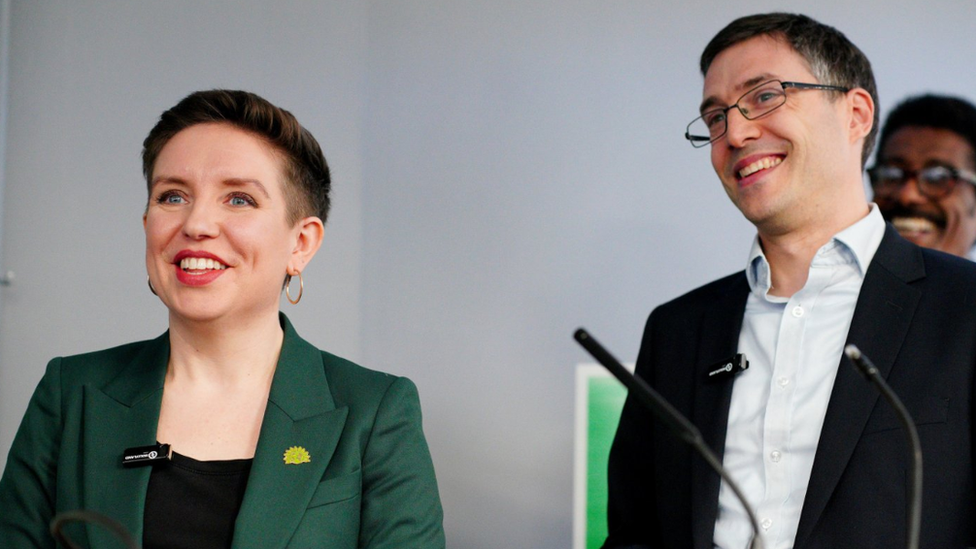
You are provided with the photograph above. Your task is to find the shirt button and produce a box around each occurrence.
[777,376,790,387]
[761,518,773,530]
[792,306,804,317]
[770,450,782,463]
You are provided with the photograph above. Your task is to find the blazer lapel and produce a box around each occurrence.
[794,227,924,548]
[691,273,750,549]
[232,315,349,549]
[82,334,169,548]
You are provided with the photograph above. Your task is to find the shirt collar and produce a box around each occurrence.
[745,204,886,297]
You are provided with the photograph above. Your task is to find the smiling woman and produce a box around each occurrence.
[0,90,445,549]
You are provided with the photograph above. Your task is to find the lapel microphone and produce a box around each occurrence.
[705,353,749,382]
[121,443,171,468]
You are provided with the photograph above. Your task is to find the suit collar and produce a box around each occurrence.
[266,313,337,419]
[691,273,751,549]
[231,314,348,549]
[83,334,168,547]
[793,226,923,548]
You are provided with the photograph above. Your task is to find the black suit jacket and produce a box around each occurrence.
[604,226,976,549]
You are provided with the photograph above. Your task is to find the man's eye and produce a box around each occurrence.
[921,167,953,184]
[704,111,726,128]
[754,91,780,104]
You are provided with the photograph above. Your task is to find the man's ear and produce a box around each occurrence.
[848,87,875,145]
[287,216,325,275]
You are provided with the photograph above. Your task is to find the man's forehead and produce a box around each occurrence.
[699,35,810,110]
[881,126,976,170]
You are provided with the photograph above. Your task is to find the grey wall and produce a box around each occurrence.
[1,1,975,547]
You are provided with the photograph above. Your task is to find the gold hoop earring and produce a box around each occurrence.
[285,272,304,305]
[148,276,158,296]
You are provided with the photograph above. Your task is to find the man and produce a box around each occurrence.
[605,13,976,549]
[871,94,976,259]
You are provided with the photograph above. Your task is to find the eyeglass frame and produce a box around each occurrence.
[867,164,976,201]
[685,80,851,148]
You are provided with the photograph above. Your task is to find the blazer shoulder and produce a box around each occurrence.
[318,351,419,410]
[651,270,747,320]
[51,336,165,387]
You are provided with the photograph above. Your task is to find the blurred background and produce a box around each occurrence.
[0,1,973,547]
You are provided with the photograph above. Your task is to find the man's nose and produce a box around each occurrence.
[895,176,929,206]
[724,107,760,148]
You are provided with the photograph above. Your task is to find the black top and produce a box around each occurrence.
[143,451,253,549]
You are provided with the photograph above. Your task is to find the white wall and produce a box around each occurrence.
[1,1,975,547]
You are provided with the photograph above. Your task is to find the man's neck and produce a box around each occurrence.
[760,203,871,297]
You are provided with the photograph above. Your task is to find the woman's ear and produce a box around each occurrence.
[287,216,325,275]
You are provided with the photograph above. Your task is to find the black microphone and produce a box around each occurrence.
[51,510,140,549]
[574,328,764,549]
[843,344,921,549]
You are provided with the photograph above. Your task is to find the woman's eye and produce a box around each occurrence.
[228,193,257,207]
[156,191,185,205]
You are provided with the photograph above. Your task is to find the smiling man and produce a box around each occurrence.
[871,95,976,259]
[604,13,976,549]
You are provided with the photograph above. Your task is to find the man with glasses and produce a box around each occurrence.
[605,12,976,549]
[870,94,976,259]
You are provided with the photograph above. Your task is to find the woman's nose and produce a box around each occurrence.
[182,202,220,239]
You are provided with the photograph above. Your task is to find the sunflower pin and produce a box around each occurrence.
[283,446,311,465]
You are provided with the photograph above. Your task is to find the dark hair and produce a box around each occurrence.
[142,89,331,225]
[876,94,976,168]
[700,13,879,167]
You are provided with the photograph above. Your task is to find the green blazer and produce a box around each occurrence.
[0,314,445,548]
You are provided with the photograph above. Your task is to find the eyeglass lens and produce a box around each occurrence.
[870,166,958,198]
[687,81,788,145]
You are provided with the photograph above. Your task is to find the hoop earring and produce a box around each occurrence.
[148,276,158,296]
[285,272,304,305]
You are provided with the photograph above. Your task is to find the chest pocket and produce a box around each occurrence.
[862,396,949,436]
[307,469,362,508]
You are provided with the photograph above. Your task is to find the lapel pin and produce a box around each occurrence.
[283,446,311,465]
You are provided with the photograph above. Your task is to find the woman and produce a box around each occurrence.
[0,90,445,548]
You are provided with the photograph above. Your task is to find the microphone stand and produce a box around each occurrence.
[844,344,922,549]
[574,328,764,549]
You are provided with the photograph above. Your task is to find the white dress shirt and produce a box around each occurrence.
[712,205,886,549]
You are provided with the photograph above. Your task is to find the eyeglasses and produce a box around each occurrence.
[867,164,976,200]
[685,80,851,148]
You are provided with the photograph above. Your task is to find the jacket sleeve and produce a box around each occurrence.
[0,358,63,549]
[358,376,445,549]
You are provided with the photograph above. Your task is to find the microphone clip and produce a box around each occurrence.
[121,443,171,468]
[705,353,749,382]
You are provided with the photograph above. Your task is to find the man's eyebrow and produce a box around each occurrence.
[699,73,776,115]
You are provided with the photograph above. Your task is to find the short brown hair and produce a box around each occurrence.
[142,89,331,224]
[700,13,879,168]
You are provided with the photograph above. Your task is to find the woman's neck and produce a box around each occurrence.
[165,311,284,386]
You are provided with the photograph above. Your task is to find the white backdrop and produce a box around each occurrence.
[1,1,974,547]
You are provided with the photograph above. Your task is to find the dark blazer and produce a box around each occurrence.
[604,226,976,549]
[0,314,445,549]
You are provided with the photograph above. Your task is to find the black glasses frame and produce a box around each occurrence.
[867,164,976,200]
[685,80,851,148]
